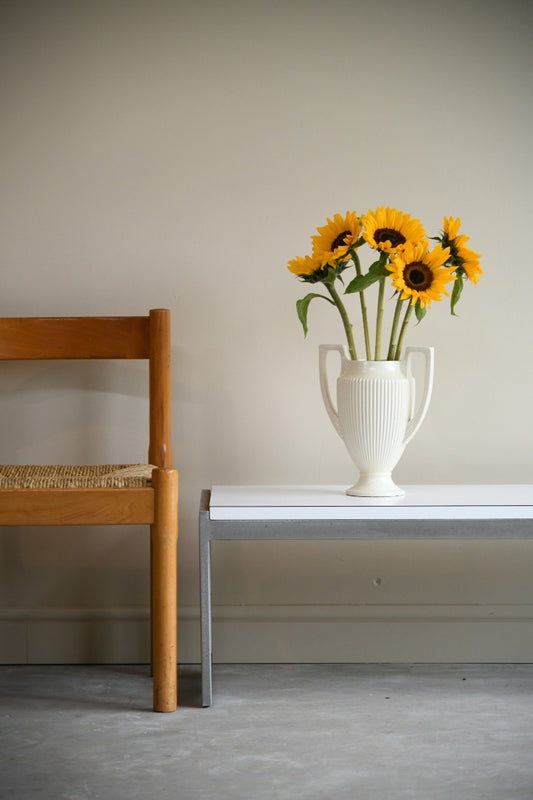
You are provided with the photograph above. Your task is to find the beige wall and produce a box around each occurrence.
[2,0,533,664]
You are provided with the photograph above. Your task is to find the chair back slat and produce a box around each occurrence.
[0,316,150,360]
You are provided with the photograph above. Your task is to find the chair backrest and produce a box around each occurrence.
[0,309,172,468]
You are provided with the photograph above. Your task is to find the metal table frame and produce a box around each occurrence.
[199,485,533,707]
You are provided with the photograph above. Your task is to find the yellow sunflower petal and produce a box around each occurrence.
[443,216,462,240]
[457,243,483,283]
[287,254,322,277]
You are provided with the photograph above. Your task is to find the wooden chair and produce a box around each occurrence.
[0,309,178,712]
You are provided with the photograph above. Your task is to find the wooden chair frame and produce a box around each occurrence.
[0,309,178,712]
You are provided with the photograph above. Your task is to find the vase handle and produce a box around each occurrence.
[403,346,434,447]
[318,345,345,436]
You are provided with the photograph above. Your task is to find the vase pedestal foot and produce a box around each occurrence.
[346,473,405,498]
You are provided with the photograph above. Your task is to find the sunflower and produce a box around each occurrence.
[388,241,455,308]
[311,211,361,267]
[442,217,482,283]
[362,206,426,254]
[287,253,327,283]
[456,244,483,283]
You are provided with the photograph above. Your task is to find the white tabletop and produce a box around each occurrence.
[209,485,533,521]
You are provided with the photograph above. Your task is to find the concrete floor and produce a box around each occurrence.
[1,664,533,800]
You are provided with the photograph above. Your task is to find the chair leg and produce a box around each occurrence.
[150,535,154,678]
[151,468,178,712]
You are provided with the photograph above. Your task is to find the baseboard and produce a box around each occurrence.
[0,606,151,664]
[204,604,533,663]
[2,604,533,664]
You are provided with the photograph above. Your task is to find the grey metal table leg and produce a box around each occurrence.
[199,493,213,707]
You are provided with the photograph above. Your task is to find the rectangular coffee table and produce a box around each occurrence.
[199,485,533,706]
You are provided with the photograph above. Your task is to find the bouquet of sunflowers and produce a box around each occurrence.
[288,207,482,361]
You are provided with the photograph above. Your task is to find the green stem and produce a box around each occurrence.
[375,278,385,360]
[394,302,414,361]
[387,295,404,360]
[326,282,358,360]
[352,251,372,360]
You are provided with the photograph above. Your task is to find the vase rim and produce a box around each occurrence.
[339,357,406,375]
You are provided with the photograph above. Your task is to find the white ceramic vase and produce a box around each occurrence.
[319,345,434,497]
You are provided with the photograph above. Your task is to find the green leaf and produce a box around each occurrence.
[344,274,374,293]
[345,261,390,294]
[296,293,334,336]
[450,274,464,316]
[415,300,427,323]
[369,257,390,274]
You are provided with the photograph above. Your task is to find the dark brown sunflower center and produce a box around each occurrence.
[403,262,433,291]
[331,230,351,250]
[374,228,406,247]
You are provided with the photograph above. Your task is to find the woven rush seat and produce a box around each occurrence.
[0,464,155,489]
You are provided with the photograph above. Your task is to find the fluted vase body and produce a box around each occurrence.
[319,346,434,497]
